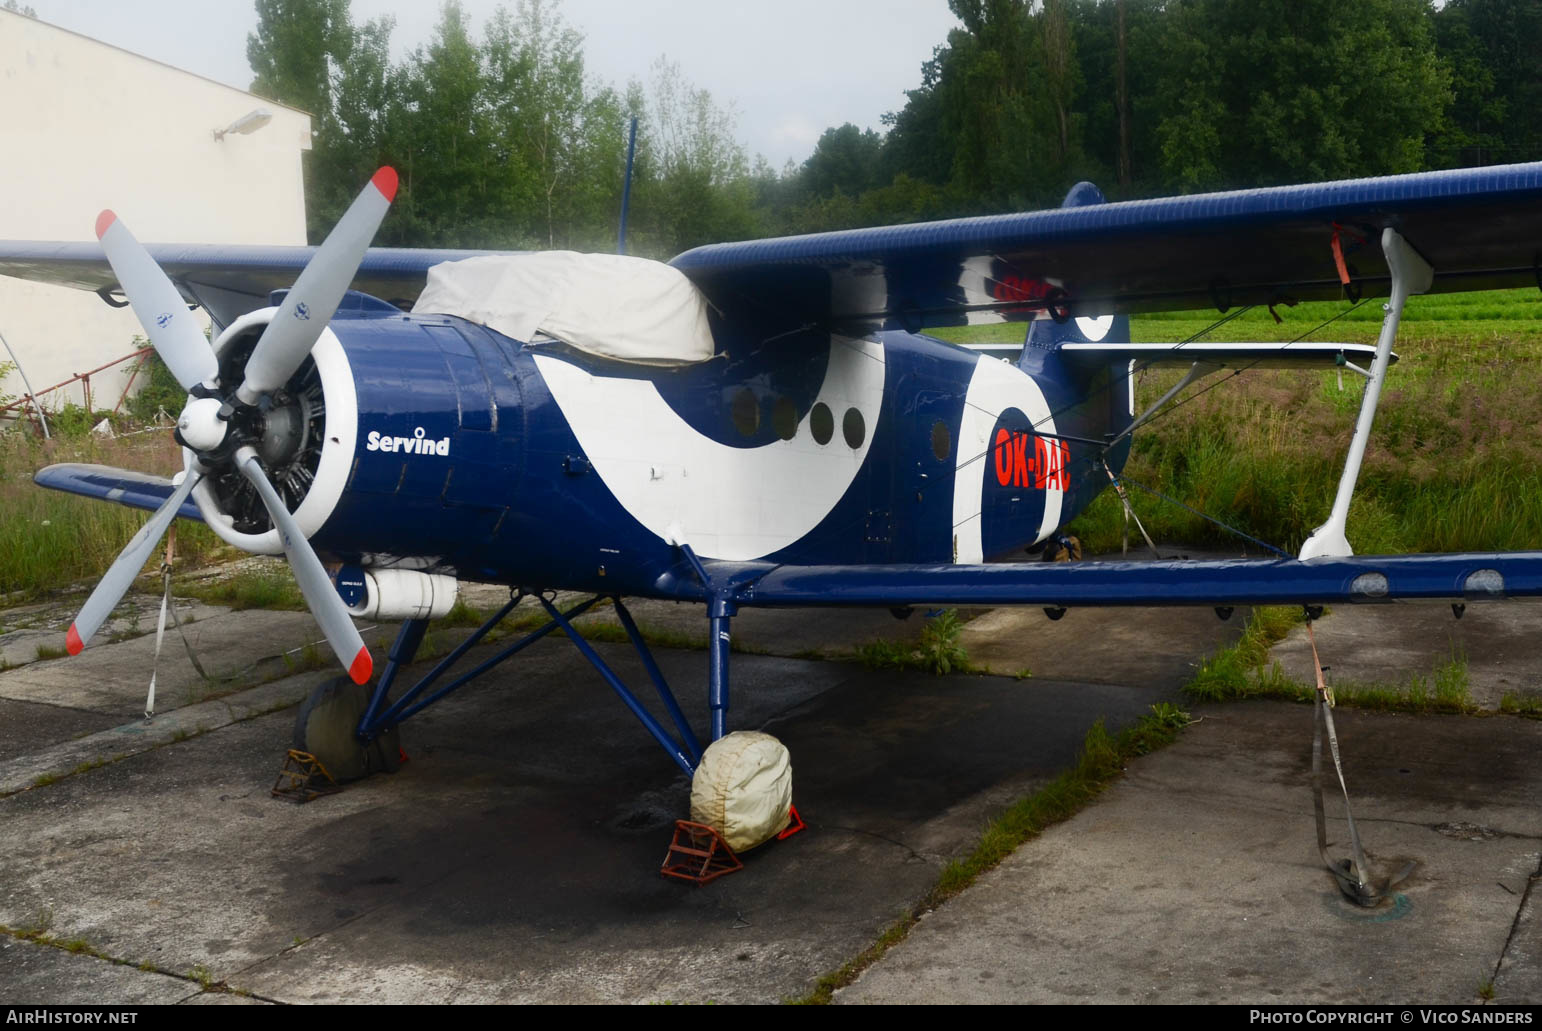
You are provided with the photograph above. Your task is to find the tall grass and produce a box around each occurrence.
[0,427,222,598]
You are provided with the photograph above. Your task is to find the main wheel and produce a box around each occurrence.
[292,676,375,782]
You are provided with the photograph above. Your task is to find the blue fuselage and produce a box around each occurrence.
[312,311,1132,598]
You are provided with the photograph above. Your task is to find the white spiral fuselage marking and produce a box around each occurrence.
[535,336,886,561]
[952,356,1062,563]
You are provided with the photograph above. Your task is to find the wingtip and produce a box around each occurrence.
[371,167,398,203]
[348,646,373,685]
[66,625,83,656]
[94,210,116,240]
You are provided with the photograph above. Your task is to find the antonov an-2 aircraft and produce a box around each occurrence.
[3,161,1542,799]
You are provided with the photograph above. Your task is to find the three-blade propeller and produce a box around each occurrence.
[68,169,399,686]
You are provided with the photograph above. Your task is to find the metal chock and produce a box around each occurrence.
[271,749,341,804]
[660,820,743,884]
[777,803,806,841]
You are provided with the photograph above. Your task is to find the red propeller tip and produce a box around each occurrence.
[371,167,398,203]
[66,625,83,656]
[349,646,373,685]
[94,210,117,240]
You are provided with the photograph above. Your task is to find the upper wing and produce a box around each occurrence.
[7,163,1540,334]
[0,242,520,327]
[670,162,1542,332]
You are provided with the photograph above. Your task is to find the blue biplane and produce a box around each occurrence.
[3,162,1541,782]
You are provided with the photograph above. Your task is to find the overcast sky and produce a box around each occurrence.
[26,0,962,170]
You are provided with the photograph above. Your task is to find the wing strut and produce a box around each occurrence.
[1299,228,1433,560]
[1107,359,1221,449]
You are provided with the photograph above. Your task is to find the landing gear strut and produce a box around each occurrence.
[315,589,722,781]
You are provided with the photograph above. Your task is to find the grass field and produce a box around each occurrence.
[932,286,1542,347]
[933,287,1542,556]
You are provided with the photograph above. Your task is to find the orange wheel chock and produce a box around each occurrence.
[660,820,743,884]
[777,803,806,840]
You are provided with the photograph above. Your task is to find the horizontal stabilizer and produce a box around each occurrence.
[35,463,204,522]
[1059,341,1392,369]
[725,552,1542,608]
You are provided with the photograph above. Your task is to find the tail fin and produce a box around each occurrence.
[1020,181,1130,373]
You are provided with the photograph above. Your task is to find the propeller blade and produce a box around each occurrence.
[95,212,219,391]
[235,168,397,405]
[235,450,372,685]
[66,470,203,655]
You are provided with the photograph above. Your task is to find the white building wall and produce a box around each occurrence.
[0,8,311,415]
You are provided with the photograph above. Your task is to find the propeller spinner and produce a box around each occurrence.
[67,169,399,686]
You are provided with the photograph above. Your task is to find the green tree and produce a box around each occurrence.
[1153,0,1450,191]
[879,0,1089,213]
[1437,0,1542,163]
[1428,1,1507,166]
[880,49,953,189]
[247,0,350,123]
[387,1,500,246]
[801,124,886,200]
[629,58,758,255]
[1071,0,1165,194]
[483,0,629,250]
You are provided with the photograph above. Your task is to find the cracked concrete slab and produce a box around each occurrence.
[0,672,338,797]
[6,577,1542,1005]
[838,702,1542,1004]
[959,604,1249,682]
[0,937,196,1005]
[0,595,228,672]
[0,610,399,721]
[1271,604,1542,710]
[0,604,1172,1004]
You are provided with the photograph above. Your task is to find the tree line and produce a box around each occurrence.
[247,0,1542,259]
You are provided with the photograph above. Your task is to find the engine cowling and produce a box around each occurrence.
[187,306,359,555]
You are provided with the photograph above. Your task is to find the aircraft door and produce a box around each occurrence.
[888,373,959,565]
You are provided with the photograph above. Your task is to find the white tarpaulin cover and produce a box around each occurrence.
[411,251,715,365]
[690,731,793,852]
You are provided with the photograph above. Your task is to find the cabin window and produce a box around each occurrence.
[772,397,798,440]
[842,407,866,449]
[731,388,760,437]
[931,421,951,461]
[810,402,834,445]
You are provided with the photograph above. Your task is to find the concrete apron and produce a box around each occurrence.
[839,700,1542,1005]
[0,595,1197,1004]
[842,601,1542,1005]
[3,591,1541,1003]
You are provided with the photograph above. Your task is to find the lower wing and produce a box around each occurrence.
[35,463,203,522]
[709,555,1535,608]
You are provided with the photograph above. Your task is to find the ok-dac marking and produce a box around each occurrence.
[993,428,1070,491]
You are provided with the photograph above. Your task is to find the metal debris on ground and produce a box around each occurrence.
[271,749,342,804]
[660,820,743,884]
